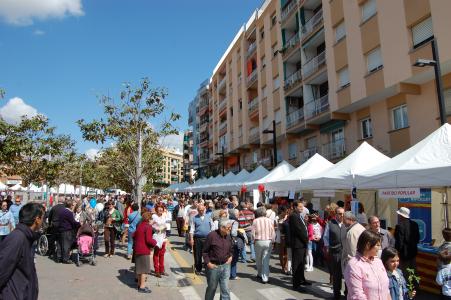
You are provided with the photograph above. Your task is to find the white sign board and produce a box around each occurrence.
[311,198,320,211]
[6,179,22,185]
[253,189,260,209]
[274,191,289,197]
[378,188,421,199]
[313,190,336,198]
[289,191,295,200]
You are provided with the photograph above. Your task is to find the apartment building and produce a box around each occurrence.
[195,0,451,174]
[182,130,194,183]
[160,148,183,185]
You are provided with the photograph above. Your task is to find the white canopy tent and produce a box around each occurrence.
[195,174,223,192]
[265,154,334,192]
[28,183,43,193]
[215,169,251,192]
[205,172,236,192]
[300,142,390,190]
[57,183,75,194]
[191,176,218,192]
[240,166,270,189]
[355,124,451,188]
[10,184,26,191]
[0,182,7,190]
[246,161,295,190]
[185,177,208,191]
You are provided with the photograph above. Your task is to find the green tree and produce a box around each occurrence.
[77,78,180,205]
[0,114,75,190]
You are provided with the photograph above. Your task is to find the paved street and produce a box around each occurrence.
[37,223,441,300]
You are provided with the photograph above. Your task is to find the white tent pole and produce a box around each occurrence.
[443,188,449,229]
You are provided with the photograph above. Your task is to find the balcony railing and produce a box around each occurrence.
[281,0,298,22]
[301,147,317,163]
[302,51,326,78]
[284,33,300,51]
[199,99,209,109]
[247,42,257,57]
[305,94,329,119]
[284,69,302,90]
[261,157,272,168]
[218,77,226,91]
[200,153,209,161]
[301,9,323,38]
[248,97,259,113]
[218,98,227,112]
[247,69,258,86]
[286,107,304,128]
[249,127,260,143]
[219,121,227,132]
[322,138,346,160]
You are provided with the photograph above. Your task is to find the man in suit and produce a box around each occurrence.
[395,207,420,273]
[289,200,311,291]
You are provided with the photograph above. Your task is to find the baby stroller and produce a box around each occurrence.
[74,223,97,266]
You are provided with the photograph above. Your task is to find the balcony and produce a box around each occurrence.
[301,147,317,163]
[200,152,209,162]
[247,69,258,87]
[218,77,226,92]
[261,157,272,169]
[219,122,227,136]
[301,9,323,39]
[322,138,346,160]
[284,69,302,91]
[249,127,260,143]
[248,97,259,113]
[247,42,257,58]
[281,0,298,23]
[282,33,300,59]
[305,94,329,119]
[302,51,326,79]
[218,98,227,113]
[286,107,305,128]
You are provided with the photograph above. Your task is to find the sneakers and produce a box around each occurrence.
[138,287,151,294]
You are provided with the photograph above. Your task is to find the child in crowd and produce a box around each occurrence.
[438,228,451,270]
[437,249,451,299]
[305,214,314,272]
[382,247,416,300]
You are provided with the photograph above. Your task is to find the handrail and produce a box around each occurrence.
[302,51,326,78]
[281,0,298,22]
[305,94,329,119]
[286,107,304,128]
[301,9,323,37]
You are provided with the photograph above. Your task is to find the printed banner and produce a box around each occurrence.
[379,188,421,199]
[313,190,336,198]
[398,188,431,243]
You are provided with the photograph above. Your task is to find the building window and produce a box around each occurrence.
[273,76,280,90]
[239,99,243,110]
[392,104,409,130]
[262,85,268,98]
[366,47,382,73]
[335,21,346,42]
[412,16,433,48]
[445,88,451,116]
[261,56,266,69]
[275,109,281,124]
[288,143,297,159]
[260,27,265,40]
[361,0,376,23]
[360,118,373,139]
[271,43,278,57]
[337,67,350,88]
[271,13,277,27]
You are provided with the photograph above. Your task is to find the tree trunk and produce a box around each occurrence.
[135,129,143,209]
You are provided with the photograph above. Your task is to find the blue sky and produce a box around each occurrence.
[0,0,263,155]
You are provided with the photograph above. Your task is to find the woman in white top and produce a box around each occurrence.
[152,204,168,277]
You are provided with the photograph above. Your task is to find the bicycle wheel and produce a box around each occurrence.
[37,234,49,256]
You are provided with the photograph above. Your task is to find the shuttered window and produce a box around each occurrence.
[412,17,433,48]
[338,67,350,88]
[366,47,383,73]
[362,0,377,22]
[335,21,346,42]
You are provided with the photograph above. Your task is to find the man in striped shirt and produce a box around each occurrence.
[251,207,275,284]
[238,202,255,262]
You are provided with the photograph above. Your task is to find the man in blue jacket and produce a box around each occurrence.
[0,202,44,300]
[57,199,80,264]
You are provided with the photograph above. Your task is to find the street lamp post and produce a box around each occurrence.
[263,120,277,168]
[413,38,446,125]
[215,145,225,176]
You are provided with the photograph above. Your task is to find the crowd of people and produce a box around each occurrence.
[1,192,451,299]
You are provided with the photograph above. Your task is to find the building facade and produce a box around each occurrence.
[183,130,195,183]
[160,148,183,185]
[193,0,451,174]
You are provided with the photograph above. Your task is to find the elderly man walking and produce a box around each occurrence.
[341,211,365,272]
[395,207,420,273]
[252,207,275,284]
[203,218,233,300]
[189,203,213,275]
[323,207,346,300]
[369,215,395,255]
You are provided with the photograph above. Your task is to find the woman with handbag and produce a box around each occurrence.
[103,200,122,258]
[0,200,15,241]
[134,211,157,293]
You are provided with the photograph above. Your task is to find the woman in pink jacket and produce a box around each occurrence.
[344,230,390,300]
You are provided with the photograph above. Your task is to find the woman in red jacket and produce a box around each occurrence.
[133,211,156,293]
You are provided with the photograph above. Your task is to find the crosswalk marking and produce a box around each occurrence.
[257,287,298,300]
[179,286,202,300]
[180,286,302,300]
[213,291,240,300]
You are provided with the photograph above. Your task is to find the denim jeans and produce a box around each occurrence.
[255,240,272,282]
[230,244,239,279]
[205,263,231,300]
[127,231,134,256]
[241,240,256,261]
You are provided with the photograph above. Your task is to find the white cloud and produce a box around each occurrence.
[0,97,39,124]
[33,29,45,36]
[159,134,184,152]
[0,0,84,26]
[85,148,100,160]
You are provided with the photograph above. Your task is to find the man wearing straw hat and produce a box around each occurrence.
[394,207,420,273]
